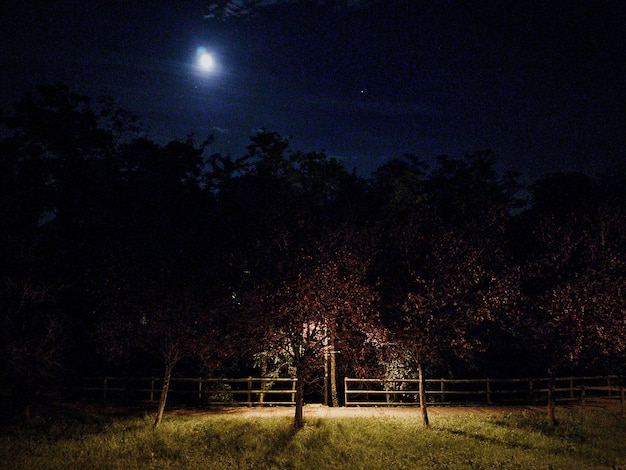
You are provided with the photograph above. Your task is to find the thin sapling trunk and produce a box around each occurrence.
[153,361,174,429]
[418,361,430,428]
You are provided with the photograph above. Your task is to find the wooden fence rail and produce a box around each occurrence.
[59,375,623,414]
[62,377,297,406]
[344,375,624,414]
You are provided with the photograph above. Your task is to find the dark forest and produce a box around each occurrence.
[1,84,624,424]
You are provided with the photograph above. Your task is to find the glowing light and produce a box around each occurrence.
[200,53,214,70]
[196,47,216,72]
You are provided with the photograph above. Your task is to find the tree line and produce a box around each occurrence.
[1,84,624,427]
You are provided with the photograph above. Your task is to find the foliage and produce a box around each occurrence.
[512,171,626,376]
[251,227,380,426]
[1,83,624,418]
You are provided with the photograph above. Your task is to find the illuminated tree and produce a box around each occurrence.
[394,228,514,427]
[256,228,378,428]
[373,152,520,427]
[514,171,626,425]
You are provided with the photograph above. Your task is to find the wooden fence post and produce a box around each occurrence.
[247,377,252,406]
[385,380,390,405]
[580,385,585,406]
[65,374,625,409]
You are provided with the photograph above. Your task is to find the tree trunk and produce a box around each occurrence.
[294,376,304,429]
[547,369,557,426]
[153,362,174,429]
[418,362,429,428]
[260,354,267,404]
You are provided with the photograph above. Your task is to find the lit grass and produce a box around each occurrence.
[1,406,625,469]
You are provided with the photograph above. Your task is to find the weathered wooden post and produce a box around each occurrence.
[323,350,329,406]
[547,371,557,426]
[487,378,492,405]
[440,379,445,403]
[580,385,586,406]
[247,377,252,406]
[385,379,391,405]
[569,377,574,399]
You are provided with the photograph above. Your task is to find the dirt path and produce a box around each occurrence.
[171,400,622,419]
[174,404,538,419]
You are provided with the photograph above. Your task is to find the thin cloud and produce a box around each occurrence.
[205,0,373,19]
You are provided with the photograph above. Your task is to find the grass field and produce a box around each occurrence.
[1,403,625,469]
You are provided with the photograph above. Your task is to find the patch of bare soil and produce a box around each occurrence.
[175,404,534,419]
[171,398,623,419]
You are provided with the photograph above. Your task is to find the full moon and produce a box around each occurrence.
[199,52,214,71]
[196,47,217,73]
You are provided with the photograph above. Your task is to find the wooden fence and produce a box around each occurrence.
[62,377,297,406]
[59,374,624,413]
[344,375,624,411]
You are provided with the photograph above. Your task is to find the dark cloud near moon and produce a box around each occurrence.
[204,0,373,19]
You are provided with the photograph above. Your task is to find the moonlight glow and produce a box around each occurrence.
[200,53,214,70]
[196,47,216,72]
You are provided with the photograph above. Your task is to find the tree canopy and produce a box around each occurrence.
[1,85,624,426]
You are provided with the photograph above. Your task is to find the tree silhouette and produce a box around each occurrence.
[2,83,624,424]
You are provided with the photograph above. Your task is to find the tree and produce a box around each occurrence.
[0,83,146,379]
[0,85,112,407]
[255,228,378,428]
[99,287,220,428]
[373,152,519,427]
[214,129,369,373]
[0,280,65,420]
[393,230,511,427]
[513,171,626,425]
[95,134,219,428]
[368,155,429,323]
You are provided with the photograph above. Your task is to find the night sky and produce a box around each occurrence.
[1,0,624,177]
